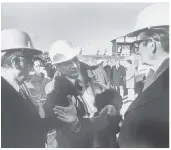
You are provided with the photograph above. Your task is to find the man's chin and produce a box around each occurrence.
[64,71,79,80]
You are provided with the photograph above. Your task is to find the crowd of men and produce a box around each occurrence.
[1,3,169,148]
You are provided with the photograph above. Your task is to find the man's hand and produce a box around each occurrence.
[53,95,78,124]
[99,105,117,116]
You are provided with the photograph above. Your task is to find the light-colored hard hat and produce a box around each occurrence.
[127,3,169,37]
[96,60,103,65]
[1,29,42,55]
[49,40,80,64]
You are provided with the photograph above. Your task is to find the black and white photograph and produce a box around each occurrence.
[1,1,170,148]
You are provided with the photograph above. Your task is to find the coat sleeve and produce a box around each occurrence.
[80,114,121,134]
[121,66,126,78]
[80,115,109,133]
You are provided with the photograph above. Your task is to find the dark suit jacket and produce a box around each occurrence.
[44,75,87,118]
[112,65,126,86]
[1,77,45,148]
[118,60,169,148]
[43,75,92,148]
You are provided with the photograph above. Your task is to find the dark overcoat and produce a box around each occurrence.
[112,65,126,86]
[1,77,45,148]
[118,59,169,148]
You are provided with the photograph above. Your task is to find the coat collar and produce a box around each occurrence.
[143,58,169,92]
[125,58,169,116]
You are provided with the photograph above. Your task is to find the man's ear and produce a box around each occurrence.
[11,56,21,69]
[148,39,157,54]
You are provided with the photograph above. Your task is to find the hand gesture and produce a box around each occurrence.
[53,96,77,124]
[99,105,117,117]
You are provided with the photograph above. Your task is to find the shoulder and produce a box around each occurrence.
[1,77,16,95]
[112,66,116,69]
[120,65,125,69]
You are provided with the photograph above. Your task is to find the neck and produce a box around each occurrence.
[151,53,169,72]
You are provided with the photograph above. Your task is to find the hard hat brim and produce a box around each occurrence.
[51,48,79,65]
[1,47,42,56]
[126,25,169,37]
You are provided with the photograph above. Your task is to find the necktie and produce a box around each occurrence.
[77,95,92,117]
[75,79,94,117]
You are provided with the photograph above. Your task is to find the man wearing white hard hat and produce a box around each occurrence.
[45,40,118,147]
[1,29,46,147]
[118,3,169,148]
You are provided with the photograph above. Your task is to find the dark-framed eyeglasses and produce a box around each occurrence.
[133,39,152,48]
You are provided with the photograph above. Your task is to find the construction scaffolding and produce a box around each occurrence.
[111,36,138,56]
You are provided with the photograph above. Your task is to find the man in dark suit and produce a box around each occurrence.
[1,29,45,148]
[111,59,126,98]
[118,3,169,147]
[1,30,82,148]
[45,40,118,147]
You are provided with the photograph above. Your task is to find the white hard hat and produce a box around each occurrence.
[127,3,169,37]
[1,29,42,55]
[49,40,80,64]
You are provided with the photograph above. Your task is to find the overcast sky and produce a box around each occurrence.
[2,2,154,54]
